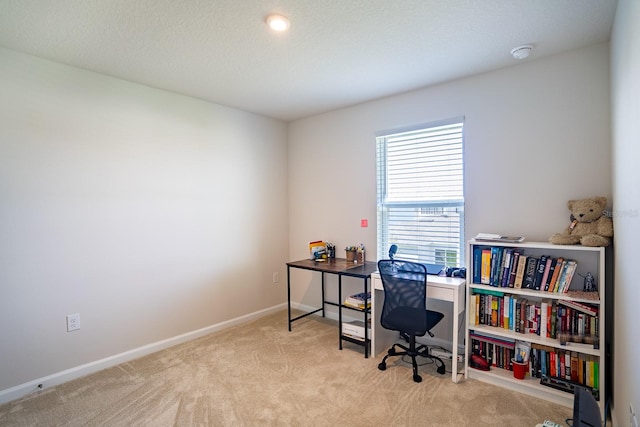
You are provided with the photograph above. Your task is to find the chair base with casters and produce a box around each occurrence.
[377,333,446,383]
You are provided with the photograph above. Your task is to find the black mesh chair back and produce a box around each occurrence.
[378,260,429,335]
[376,259,446,382]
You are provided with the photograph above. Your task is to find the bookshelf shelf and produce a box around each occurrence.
[469,324,601,357]
[468,283,601,305]
[465,240,607,420]
[468,365,575,408]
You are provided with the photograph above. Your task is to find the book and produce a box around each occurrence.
[473,246,486,283]
[469,294,478,325]
[540,300,549,338]
[551,259,567,292]
[522,256,538,289]
[547,257,564,292]
[474,233,525,243]
[490,246,503,287]
[481,248,491,285]
[558,300,599,316]
[542,257,556,291]
[561,260,578,293]
[513,255,527,288]
[556,260,577,293]
[503,295,510,330]
[500,248,513,287]
[309,240,327,260]
[344,292,371,309]
[533,255,549,290]
[508,250,520,287]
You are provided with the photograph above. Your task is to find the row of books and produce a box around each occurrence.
[472,246,579,292]
[343,292,371,309]
[469,289,599,340]
[469,332,515,370]
[469,335,599,394]
[530,344,599,394]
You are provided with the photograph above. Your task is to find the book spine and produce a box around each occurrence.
[562,261,578,293]
[513,255,527,289]
[481,249,491,284]
[533,255,549,290]
[547,257,564,292]
[473,246,483,283]
[540,301,548,338]
[523,256,538,289]
[500,248,513,288]
[508,251,520,288]
[542,257,557,291]
[490,247,502,287]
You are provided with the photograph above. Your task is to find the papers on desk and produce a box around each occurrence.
[474,233,525,243]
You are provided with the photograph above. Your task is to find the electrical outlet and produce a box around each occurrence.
[272,272,279,283]
[66,313,80,332]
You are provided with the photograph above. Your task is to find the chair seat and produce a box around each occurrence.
[383,307,444,337]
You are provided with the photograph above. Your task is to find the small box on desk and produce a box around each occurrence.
[342,320,371,341]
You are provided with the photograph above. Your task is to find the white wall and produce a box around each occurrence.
[0,47,289,398]
[288,43,611,345]
[610,0,640,424]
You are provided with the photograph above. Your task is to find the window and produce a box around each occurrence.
[376,119,465,267]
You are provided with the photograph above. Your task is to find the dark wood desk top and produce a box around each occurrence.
[287,258,378,278]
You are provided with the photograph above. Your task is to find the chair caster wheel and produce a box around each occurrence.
[437,364,446,375]
[378,362,386,371]
[413,374,422,383]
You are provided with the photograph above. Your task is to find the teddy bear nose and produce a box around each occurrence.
[579,214,584,217]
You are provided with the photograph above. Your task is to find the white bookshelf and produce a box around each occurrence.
[465,240,606,421]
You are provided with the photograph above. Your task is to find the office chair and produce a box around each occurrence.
[377,259,446,383]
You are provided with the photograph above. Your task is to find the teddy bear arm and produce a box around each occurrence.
[597,218,614,237]
[550,233,582,245]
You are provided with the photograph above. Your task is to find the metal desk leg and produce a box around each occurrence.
[287,265,292,331]
[363,277,369,358]
[321,272,325,318]
[338,274,343,350]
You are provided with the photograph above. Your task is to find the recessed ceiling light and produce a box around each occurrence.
[266,14,290,32]
[511,45,533,60]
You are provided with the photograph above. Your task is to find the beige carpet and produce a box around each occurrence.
[0,310,572,426]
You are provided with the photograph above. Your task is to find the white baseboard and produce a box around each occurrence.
[0,303,287,405]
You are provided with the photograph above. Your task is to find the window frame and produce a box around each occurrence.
[376,118,465,267]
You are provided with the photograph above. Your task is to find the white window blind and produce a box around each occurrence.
[376,119,465,267]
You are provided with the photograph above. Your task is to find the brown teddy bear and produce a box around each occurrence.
[549,196,613,247]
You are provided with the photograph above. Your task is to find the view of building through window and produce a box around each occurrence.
[376,119,465,267]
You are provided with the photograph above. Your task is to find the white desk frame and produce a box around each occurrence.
[371,272,466,383]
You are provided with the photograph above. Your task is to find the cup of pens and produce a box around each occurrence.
[345,248,357,262]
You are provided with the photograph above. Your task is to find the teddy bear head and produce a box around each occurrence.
[568,196,607,223]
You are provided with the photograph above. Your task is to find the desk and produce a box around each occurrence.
[286,258,378,357]
[371,272,466,383]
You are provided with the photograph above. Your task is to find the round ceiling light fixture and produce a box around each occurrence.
[510,44,533,60]
[266,14,290,32]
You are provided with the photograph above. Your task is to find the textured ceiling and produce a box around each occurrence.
[0,0,618,121]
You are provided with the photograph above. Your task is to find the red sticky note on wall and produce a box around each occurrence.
[360,219,368,228]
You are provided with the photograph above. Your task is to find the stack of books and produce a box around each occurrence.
[344,292,371,309]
